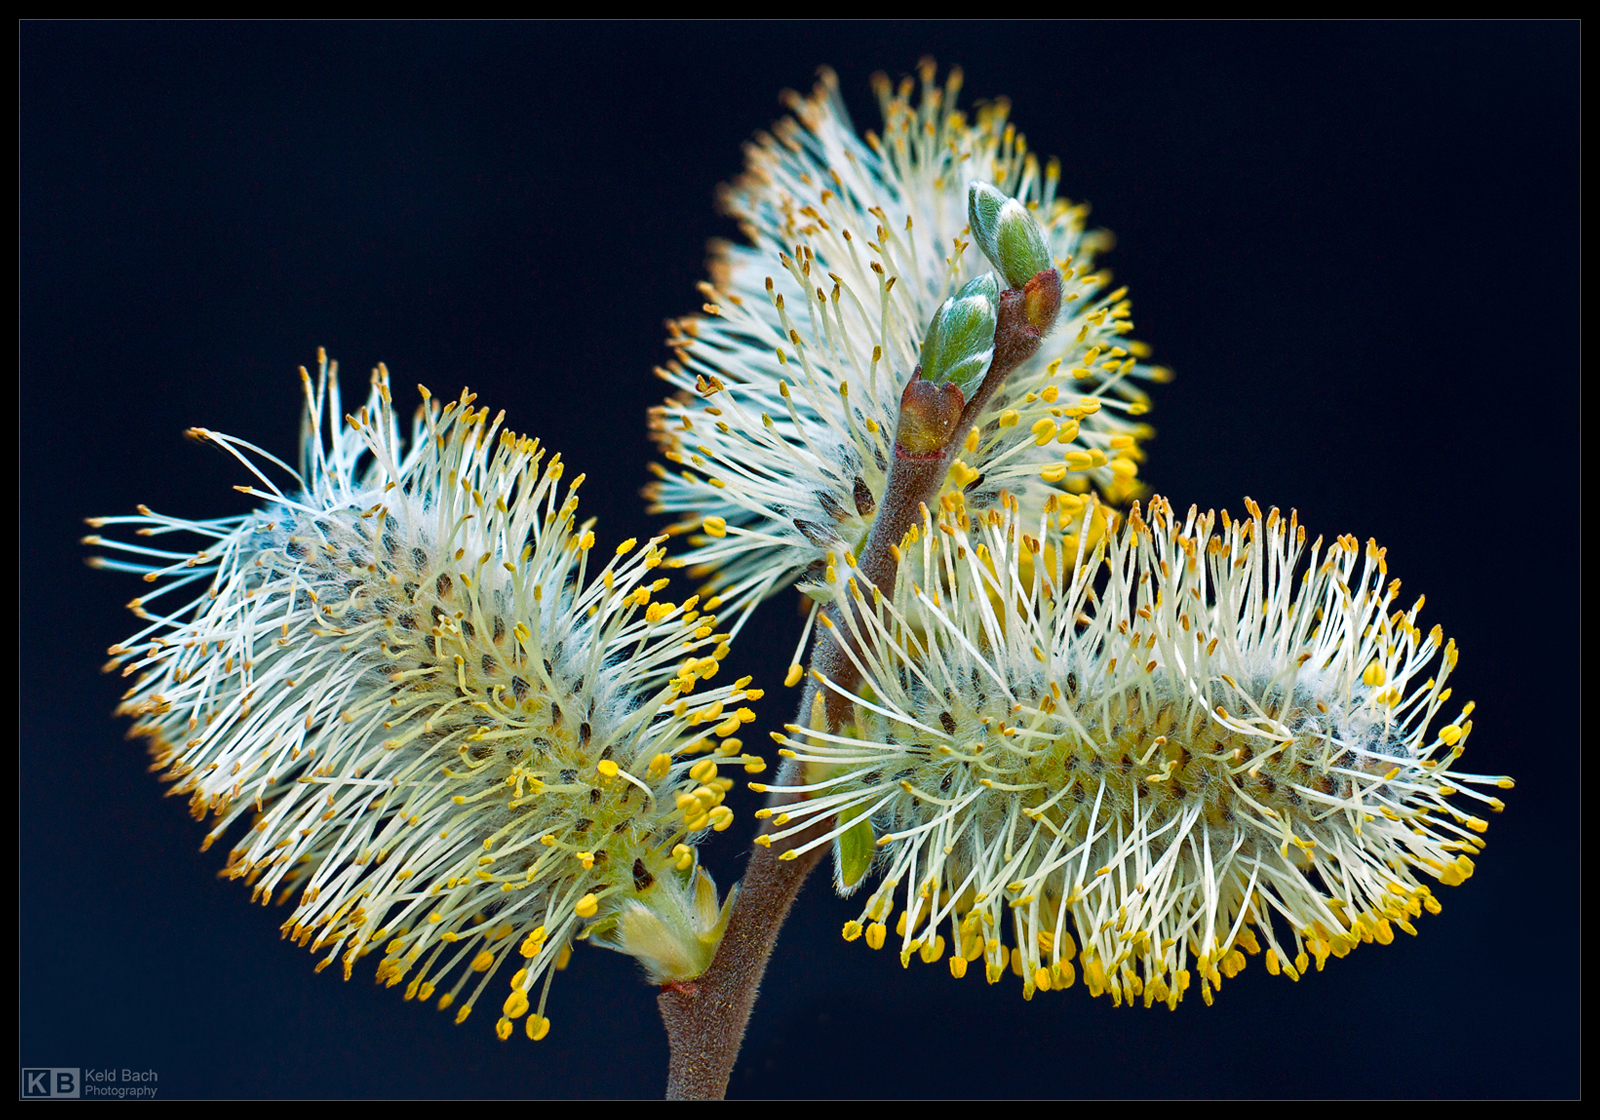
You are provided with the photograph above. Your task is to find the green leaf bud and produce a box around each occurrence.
[967,180,1054,289]
[968,181,1007,262]
[834,801,877,894]
[588,861,738,984]
[918,271,999,401]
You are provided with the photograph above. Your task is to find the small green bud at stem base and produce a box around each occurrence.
[835,803,876,890]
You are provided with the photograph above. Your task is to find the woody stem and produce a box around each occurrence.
[658,268,1060,1100]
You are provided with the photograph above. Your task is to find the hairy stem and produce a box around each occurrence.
[658,802,825,1100]
[811,266,1061,712]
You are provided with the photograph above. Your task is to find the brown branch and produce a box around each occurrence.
[656,267,1061,1099]
[827,264,1062,647]
[657,798,824,1100]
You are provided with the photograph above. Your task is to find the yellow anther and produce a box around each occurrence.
[1031,418,1058,446]
[526,1014,550,1041]
[949,459,981,488]
[596,760,619,779]
[645,601,674,623]
[470,950,495,972]
[574,893,599,918]
[1363,661,1387,686]
[702,516,727,538]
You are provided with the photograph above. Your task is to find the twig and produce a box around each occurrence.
[657,266,1061,1099]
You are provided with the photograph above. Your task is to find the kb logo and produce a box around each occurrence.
[21,1069,79,1098]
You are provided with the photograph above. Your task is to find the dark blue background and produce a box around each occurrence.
[22,22,1578,1099]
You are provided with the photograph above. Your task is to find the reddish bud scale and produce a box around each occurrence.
[894,371,966,458]
[989,269,1061,378]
